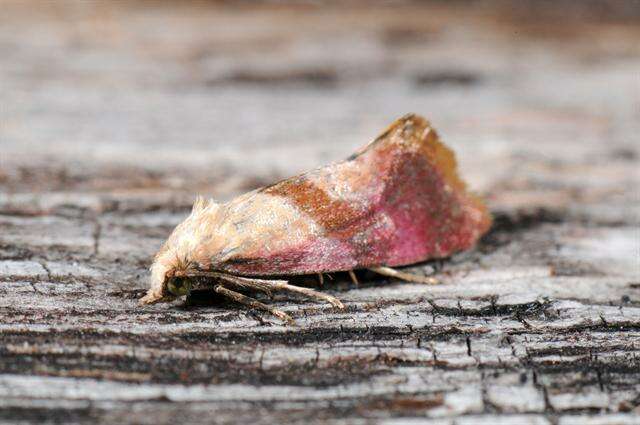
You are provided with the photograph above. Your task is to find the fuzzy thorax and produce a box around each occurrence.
[139,197,221,305]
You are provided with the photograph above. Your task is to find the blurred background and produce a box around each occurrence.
[2,0,638,214]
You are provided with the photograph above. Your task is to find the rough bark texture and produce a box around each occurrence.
[1,1,639,424]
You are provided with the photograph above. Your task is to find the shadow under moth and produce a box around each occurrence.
[140,114,491,323]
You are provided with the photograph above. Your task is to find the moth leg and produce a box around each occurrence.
[369,266,439,285]
[183,271,343,309]
[317,273,324,287]
[264,280,345,309]
[214,285,295,325]
[185,271,274,297]
[348,270,359,286]
[208,273,344,309]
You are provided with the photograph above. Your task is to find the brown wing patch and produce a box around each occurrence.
[265,177,365,231]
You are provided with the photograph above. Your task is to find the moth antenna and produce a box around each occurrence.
[214,285,295,325]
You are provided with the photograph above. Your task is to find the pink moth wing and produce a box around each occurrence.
[209,114,491,276]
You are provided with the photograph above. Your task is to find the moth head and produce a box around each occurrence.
[139,255,197,305]
[139,197,220,306]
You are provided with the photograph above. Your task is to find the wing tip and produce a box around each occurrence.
[395,113,493,235]
[358,113,493,237]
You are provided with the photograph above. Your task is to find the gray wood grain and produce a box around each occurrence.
[1,1,639,424]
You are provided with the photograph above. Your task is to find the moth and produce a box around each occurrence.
[140,114,491,323]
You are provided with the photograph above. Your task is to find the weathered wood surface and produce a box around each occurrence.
[1,1,639,424]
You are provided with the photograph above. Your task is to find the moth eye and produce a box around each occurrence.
[166,277,192,296]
